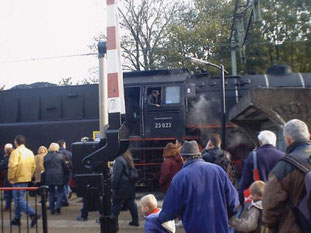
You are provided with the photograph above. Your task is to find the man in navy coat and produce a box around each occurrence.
[239,130,284,205]
[159,140,239,233]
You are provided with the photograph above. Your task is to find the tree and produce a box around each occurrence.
[160,0,311,74]
[58,77,73,86]
[156,0,235,73]
[119,0,180,71]
[241,0,311,73]
[92,0,310,74]
[79,67,99,84]
[11,82,57,89]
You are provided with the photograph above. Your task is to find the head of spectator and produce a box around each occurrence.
[283,119,310,146]
[257,130,277,147]
[48,143,60,153]
[163,143,179,158]
[140,194,158,216]
[206,134,221,149]
[81,137,89,142]
[57,140,66,149]
[152,90,160,98]
[4,143,13,155]
[175,137,184,148]
[14,135,26,148]
[250,180,265,201]
[37,146,48,155]
[180,140,201,163]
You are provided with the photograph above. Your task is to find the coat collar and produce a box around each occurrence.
[259,144,275,149]
[249,200,263,210]
[183,158,203,168]
[286,140,311,154]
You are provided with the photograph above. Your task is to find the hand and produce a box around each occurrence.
[156,104,160,107]
[206,140,213,149]
[9,181,14,185]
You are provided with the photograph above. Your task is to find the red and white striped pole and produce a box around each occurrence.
[106,0,125,115]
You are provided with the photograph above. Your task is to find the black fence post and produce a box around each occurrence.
[40,186,48,233]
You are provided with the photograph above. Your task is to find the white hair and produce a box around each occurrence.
[4,143,13,154]
[4,143,13,150]
[258,130,277,146]
[284,119,310,142]
[48,143,60,152]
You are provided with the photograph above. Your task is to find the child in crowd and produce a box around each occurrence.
[140,194,175,233]
[230,180,269,233]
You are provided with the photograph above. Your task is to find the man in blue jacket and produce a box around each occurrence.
[158,140,239,233]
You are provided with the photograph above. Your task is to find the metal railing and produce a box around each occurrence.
[0,186,48,233]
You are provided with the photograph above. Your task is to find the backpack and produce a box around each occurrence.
[281,155,311,232]
[120,156,139,184]
[128,166,139,184]
[214,151,236,183]
[63,153,72,173]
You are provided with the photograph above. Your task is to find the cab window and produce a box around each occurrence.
[165,86,180,104]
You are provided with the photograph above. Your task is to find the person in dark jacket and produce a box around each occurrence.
[159,143,183,193]
[58,140,72,206]
[202,133,231,162]
[147,90,160,107]
[263,119,311,233]
[111,150,139,227]
[44,142,67,214]
[239,130,284,205]
[0,143,13,210]
[159,140,239,233]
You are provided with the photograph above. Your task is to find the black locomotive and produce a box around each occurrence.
[0,66,310,187]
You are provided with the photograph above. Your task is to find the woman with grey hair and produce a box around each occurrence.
[44,143,68,214]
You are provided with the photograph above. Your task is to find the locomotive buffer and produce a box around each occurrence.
[72,0,128,232]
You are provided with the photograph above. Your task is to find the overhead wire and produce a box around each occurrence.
[0,39,309,65]
[0,52,97,65]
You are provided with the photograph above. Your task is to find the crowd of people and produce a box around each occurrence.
[149,119,311,233]
[0,118,310,233]
[0,136,72,226]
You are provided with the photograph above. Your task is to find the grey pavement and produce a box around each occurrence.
[0,192,185,233]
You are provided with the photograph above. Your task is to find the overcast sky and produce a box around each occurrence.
[0,0,106,89]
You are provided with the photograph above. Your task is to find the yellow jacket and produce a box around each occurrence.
[8,145,36,183]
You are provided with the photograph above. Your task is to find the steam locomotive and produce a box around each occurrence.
[0,65,310,187]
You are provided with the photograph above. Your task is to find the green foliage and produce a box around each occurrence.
[158,0,235,73]
[241,0,311,73]
[93,0,311,74]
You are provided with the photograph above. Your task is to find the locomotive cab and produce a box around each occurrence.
[143,84,185,138]
[124,69,188,139]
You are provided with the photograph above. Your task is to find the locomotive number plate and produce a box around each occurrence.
[154,122,172,129]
